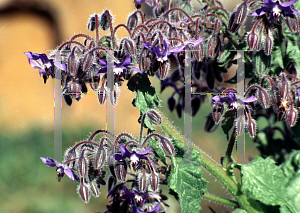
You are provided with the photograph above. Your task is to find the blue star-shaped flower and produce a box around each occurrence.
[114,145,154,167]
[97,54,142,75]
[212,92,257,109]
[251,0,300,20]
[24,52,66,78]
[40,157,79,182]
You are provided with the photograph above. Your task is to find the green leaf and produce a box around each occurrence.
[232,209,247,213]
[168,156,207,213]
[240,155,300,212]
[168,139,207,213]
[254,50,271,78]
[179,2,192,15]
[241,156,288,206]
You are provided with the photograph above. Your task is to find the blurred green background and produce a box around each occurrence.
[0,0,261,212]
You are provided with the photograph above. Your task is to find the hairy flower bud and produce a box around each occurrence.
[115,162,127,182]
[87,14,100,31]
[213,103,224,124]
[82,51,95,72]
[127,12,138,31]
[149,172,159,192]
[236,1,248,24]
[78,180,90,203]
[247,32,258,50]
[146,109,161,125]
[89,75,100,91]
[159,61,170,80]
[286,16,298,33]
[247,113,256,138]
[286,104,298,127]
[236,113,245,136]
[93,146,106,170]
[138,172,148,192]
[90,180,100,197]
[258,88,270,109]
[100,10,112,31]
[264,35,273,55]
[68,47,79,76]
[193,43,204,61]
[98,86,107,105]
[77,155,88,178]
[207,34,221,58]
[160,137,175,156]
[228,12,240,33]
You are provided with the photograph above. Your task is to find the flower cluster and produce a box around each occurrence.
[40,110,174,212]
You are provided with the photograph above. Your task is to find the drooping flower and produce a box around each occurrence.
[40,157,79,182]
[24,52,66,83]
[212,92,257,109]
[98,54,142,75]
[251,0,300,20]
[114,145,154,167]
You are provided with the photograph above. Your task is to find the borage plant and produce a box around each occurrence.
[25,0,300,212]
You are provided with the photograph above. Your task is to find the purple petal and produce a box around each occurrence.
[97,67,107,75]
[244,95,257,103]
[118,55,131,67]
[54,62,66,71]
[187,37,205,46]
[170,46,185,54]
[280,0,297,7]
[99,59,107,66]
[64,169,76,181]
[251,7,267,16]
[212,95,221,103]
[141,42,152,50]
[24,51,39,61]
[162,40,168,57]
[297,88,300,97]
[40,157,56,167]
[114,154,125,161]
[131,67,143,73]
[137,148,152,155]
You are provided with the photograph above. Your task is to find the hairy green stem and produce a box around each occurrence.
[158,109,263,213]
[203,193,239,207]
[223,128,236,168]
[277,22,286,66]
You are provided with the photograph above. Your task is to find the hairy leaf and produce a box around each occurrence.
[168,139,207,213]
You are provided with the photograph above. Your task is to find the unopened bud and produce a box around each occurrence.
[87,14,100,31]
[98,86,107,105]
[247,32,258,50]
[146,109,161,125]
[160,137,175,156]
[115,162,127,182]
[149,172,159,192]
[236,113,245,136]
[286,104,298,127]
[286,16,298,33]
[78,181,90,203]
[82,51,95,72]
[68,47,79,76]
[138,173,148,192]
[159,61,170,80]
[258,88,270,109]
[264,35,273,55]
[127,12,138,31]
[213,103,224,124]
[77,155,88,178]
[207,34,221,58]
[100,10,112,31]
[247,114,256,138]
